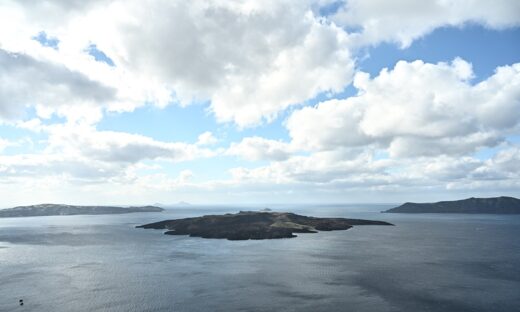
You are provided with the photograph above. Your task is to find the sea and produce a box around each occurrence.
[1,204,519,312]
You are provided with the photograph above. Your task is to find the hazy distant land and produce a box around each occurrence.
[383,196,520,214]
[137,210,393,240]
[0,204,163,218]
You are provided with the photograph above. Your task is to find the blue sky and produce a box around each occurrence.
[0,1,519,207]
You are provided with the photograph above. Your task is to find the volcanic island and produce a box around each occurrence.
[137,210,393,240]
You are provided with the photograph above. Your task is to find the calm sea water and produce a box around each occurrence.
[1,205,520,312]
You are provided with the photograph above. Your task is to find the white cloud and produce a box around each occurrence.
[44,124,216,164]
[223,143,520,199]
[0,138,11,152]
[0,136,35,154]
[387,133,501,158]
[286,98,371,151]
[478,146,520,179]
[209,14,354,126]
[475,64,520,129]
[196,131,218,146]
[333,0,520,47]
[0,122,217,185]
[178,169,194,183]
[0,0,356,127]
[0,49,115,121]
[406,156,482,181]
[230,150,392,184]
[106,1,355,127]
[0,153,128,182]
[227,136,293,161]
[2,0,519,128]
[287,59,520,157]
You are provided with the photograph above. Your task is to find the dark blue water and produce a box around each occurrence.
[1,205,520,312]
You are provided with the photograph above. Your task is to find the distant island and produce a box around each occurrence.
[383,196,520,214]
[137,211,393,240]
[0,204,164,218]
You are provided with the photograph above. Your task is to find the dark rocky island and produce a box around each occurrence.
[137,211,393,240]
[0,204,163,218]
[383,196,520,214]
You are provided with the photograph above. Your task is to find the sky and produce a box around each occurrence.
[0,0,519,207]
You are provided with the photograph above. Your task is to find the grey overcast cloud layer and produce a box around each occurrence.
[0,0,519,206]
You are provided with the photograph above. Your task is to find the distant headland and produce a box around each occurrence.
[383,196,520,214]
[137,211,393,240]
[0,204,163,218]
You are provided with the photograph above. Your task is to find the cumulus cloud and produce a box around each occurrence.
[287,59,520,157]
[2,0,519,127]
[286,98,372,151]
[108,1,354,126]
[0,49,116,120]
[0,0,356,127]
[333,0,520,47]
[209,14,354,126]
